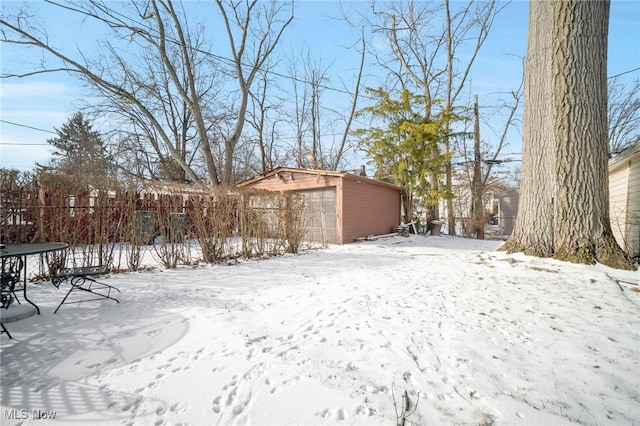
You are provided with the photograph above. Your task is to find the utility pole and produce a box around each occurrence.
[472,95,485,239]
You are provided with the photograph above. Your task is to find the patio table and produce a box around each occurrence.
[1,243,68,314]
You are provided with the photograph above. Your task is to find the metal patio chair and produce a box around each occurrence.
[52,221,122,314]
[1,256,24,339]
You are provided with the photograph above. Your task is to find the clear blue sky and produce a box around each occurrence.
[1,0,638,172]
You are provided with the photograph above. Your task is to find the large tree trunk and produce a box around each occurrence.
[502,0,556,257]
[504,0,634,270]
[551,0,632,269]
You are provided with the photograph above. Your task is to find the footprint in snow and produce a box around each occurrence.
[212,396,222,413]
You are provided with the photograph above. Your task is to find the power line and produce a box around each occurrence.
[2,0,534,144]
[1,143,50,146]
[8,2,634,111]
[0,119,56,134]
[609,67,640,80]
[36,2,529,106]
[71,2,363,99]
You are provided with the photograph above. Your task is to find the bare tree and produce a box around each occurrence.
[247,69,279,174]
[246,65,291,175]
[94,19,224,182]
[282,47,352,170]
[309,66,327,169]
[608,77,640,153]
[216,0,294,182]
[443,0,502,235]
[282,48,331,169]
[365,0,500,228]
[1,0,222,185]
[454,84,523,236]
[285,50,312,169]
[2,0,295,186]
[330,30,367,171]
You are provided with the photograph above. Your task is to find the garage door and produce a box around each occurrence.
[298,187,337,245]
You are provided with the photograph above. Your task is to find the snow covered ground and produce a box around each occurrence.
[1,235,638,425]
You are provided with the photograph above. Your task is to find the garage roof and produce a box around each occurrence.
[238,167,403,192]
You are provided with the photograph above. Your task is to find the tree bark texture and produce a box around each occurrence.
[503,0,555,257]
[551,0,631,268]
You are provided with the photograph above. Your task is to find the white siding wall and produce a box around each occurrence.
[625,156,640,258]
[609,164,628,249]
[497,189,519,236]
[609,149,640,259]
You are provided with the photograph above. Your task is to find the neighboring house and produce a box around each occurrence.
[238,167,402,244]
[493,188,519,237]
[437,178,472,235]
[609,141,640,260]
[437,174,512,236]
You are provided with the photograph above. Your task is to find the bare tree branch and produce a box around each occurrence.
[608,78,640,153]
[216,0,294,182]
[332,28,366,171]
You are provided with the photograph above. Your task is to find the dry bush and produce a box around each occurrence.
[188,189,238,263]
[1,172,310,272]
[151,193,191,268]
[1,170,42,243]
[117,191,147,271]
[280,191,308,254]
[239,190,272,258]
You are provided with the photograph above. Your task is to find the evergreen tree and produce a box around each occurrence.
[354,88,455,221]
[41,113,113,178]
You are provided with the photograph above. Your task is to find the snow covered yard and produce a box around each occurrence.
[1,235,638,425]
